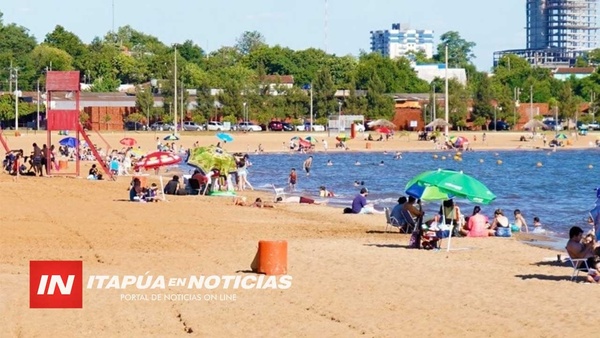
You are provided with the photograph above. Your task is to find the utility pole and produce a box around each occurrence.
[309,83,313,131]
[529,85,533,121]
[14,67,19,130]
[8,61,13,93]
[36,79,40,132]
[444,44,449,135]
[173,46,178,134]
[180,80,184,129]
[513,87,520,129]
[432,84,436,120]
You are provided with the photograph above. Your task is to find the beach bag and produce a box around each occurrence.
[495,227,511,237]
[408,230,421,249]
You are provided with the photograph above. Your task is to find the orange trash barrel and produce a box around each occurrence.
[257,240,288,275]
[58,160,68,170]
[366,142,372,149]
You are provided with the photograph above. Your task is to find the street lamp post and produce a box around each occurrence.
[444,44,449,135]
[338,101,342,132]
[243,102,247,124]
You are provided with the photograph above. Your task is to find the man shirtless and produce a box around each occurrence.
[303,156,313,176]
[566,226,599,270]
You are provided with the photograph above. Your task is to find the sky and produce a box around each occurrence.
[2,0,526,71]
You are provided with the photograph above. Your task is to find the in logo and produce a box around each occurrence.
[30,261,83,308]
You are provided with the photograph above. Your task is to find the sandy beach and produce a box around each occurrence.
[0,129,598,337]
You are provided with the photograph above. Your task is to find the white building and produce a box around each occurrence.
[413,64,467,86]
[370,23,434,59]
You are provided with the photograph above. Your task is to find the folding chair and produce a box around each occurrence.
[272,184,287,202]
[384,208,403,233]
[566,254,590,282]
[188,178,207,196]
[399,209,418,234]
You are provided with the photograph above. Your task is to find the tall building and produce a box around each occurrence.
[370,23,434,59]
[495,0,599,67]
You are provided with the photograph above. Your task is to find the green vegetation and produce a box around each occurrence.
[2,11,600,126]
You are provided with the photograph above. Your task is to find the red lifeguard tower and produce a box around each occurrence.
[45,71,113,179]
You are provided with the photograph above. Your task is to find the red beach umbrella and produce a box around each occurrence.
[298,138,312,148]
[120,137,137,146]
[135,151,181,170]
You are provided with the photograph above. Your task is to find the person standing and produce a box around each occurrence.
[288,168,297,192]
[303,156,313,176]
[322,139,328,151]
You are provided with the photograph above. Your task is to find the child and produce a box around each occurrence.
[288,168,297,192]
[532,217,543,232]
[588,269,600,283]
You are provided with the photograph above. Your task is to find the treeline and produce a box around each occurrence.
[2,12,600,127]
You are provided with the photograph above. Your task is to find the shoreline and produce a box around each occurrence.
[2,134,595,335]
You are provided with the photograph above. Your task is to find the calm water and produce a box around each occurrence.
[183,148,600,238]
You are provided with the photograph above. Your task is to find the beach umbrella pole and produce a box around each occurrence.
[159,175,166,201]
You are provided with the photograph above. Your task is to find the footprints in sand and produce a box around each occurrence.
[304,305,366,335]
[175,310,194,334]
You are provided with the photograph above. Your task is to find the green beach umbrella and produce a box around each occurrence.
[414,169,496,205]
[555,133,568,140]
[405,171,452,201]
[187,146,237,174]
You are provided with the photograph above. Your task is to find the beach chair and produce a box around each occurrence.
[384,208,403,233]
[399,209,418,234]
[566,253,590,282]
[188,178,207,196]
[272,184,287,202]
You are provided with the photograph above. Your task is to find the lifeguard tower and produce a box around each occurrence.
[45,71,112,179]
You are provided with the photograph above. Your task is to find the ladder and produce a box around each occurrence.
[78,124,114,180]
[0,128,9,153]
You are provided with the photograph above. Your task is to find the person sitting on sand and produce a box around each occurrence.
[128,177,144,202]
[566,226,600,270]
[459,206,491,237]
[351,188,383,214]
[489,209,510,235]
[164,175,187,195]
[587,269,600,283]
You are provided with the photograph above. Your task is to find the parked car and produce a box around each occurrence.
[488,120,510,131]
[124,121,147,131]
[544,120,564,131]
[268,121,283,131]
[295,124,326,132]
[588,121,600,130]
[150,122,175,131]
[282,122,294,131]
[238,121,262,132]
[182,121,204,131]
[206,121,230,131]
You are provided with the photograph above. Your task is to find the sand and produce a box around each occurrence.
[0,129,597,337]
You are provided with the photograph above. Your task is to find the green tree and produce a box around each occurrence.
[44,25,88,69]
[313,66,336,119]
[235,31,266,55]
[135,85,154,123]
[30,44,74,72]
[435,31,476,68]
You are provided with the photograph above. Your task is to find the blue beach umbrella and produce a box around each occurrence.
[59,137,78,148]
[216,132,234,143]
